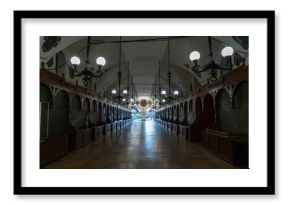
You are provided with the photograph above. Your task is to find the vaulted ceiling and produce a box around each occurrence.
[40,36,248,101]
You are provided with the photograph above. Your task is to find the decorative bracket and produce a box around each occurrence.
[49,86,58,108]
[225,85,236,108]
[80,96,85,111]
[210,89,218,123]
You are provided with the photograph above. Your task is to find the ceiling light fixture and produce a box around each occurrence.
[69,36,107,88]
[188,36,234,82]
[165,37,174,103]
[114,36,130,104]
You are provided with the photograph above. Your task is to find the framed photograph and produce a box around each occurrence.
[14,10,275,195]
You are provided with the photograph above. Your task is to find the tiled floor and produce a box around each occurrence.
[44,120,234,169]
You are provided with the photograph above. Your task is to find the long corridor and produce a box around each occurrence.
[45,120,234,169]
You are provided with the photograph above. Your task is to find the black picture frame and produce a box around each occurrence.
[14,10,275,195]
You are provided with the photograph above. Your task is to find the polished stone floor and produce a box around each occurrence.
[45,120,234,169]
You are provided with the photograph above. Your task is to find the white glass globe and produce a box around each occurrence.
[162,99,166,102]
[123,90,128,94]
[130,98,134,102]
[70,56,81,65]
[189,51,200,61]
[221,46,234,57]
[161,90,166,95]
[96,56,106,66]
[174,90,179,95]
[111,89,117,94]
[122,98,126,102]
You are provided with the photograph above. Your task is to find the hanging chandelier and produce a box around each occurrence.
[124,63,131,107]
[151,78,158,110]
[188,36,234,82]
[69,36,107,88]
[129,75,136,107]
[111,37,129,104]
[160,37,180,105]
[167,37,173,103]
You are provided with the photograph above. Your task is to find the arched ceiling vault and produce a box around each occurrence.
[49,36,248,101]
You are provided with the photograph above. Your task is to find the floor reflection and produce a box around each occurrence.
[145,120,159,160]
[45,119,234,169]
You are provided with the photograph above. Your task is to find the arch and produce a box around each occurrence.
[216,88,233,133]
[90,100,97,125]
[55,89,69,102]
[216,87,231,101]
[187,99,195,125]
[195,97,203,128]
[173,105,176,121]
[169,107,173,121]
[111,106,114,121]
[183,101,188,123]
[103,103,106,113]
[192,97,203,140]
[165,108,168,119]
[96,101,102,124]
[92,100,97,112]
[196,97,202,117]
[55,88,69,100]
[100,103,107,122]
[232,81,248,134]
[189,99,193,112]
[203,93,214,129]
[179,103,184,122]
[184,101,188,112]
[233,81,248,99]
[105,105,111,122]
[70,95,87,129]
[40,83,52,102]
[180,103,184,114]
[98,102,102,113]
[48,90,69,136]
[83,98,90,112]
[40,84,54,139]
[176,104,180,122]
[71,95,82,111]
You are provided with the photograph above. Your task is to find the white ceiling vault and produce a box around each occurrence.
[40,36,248,101]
